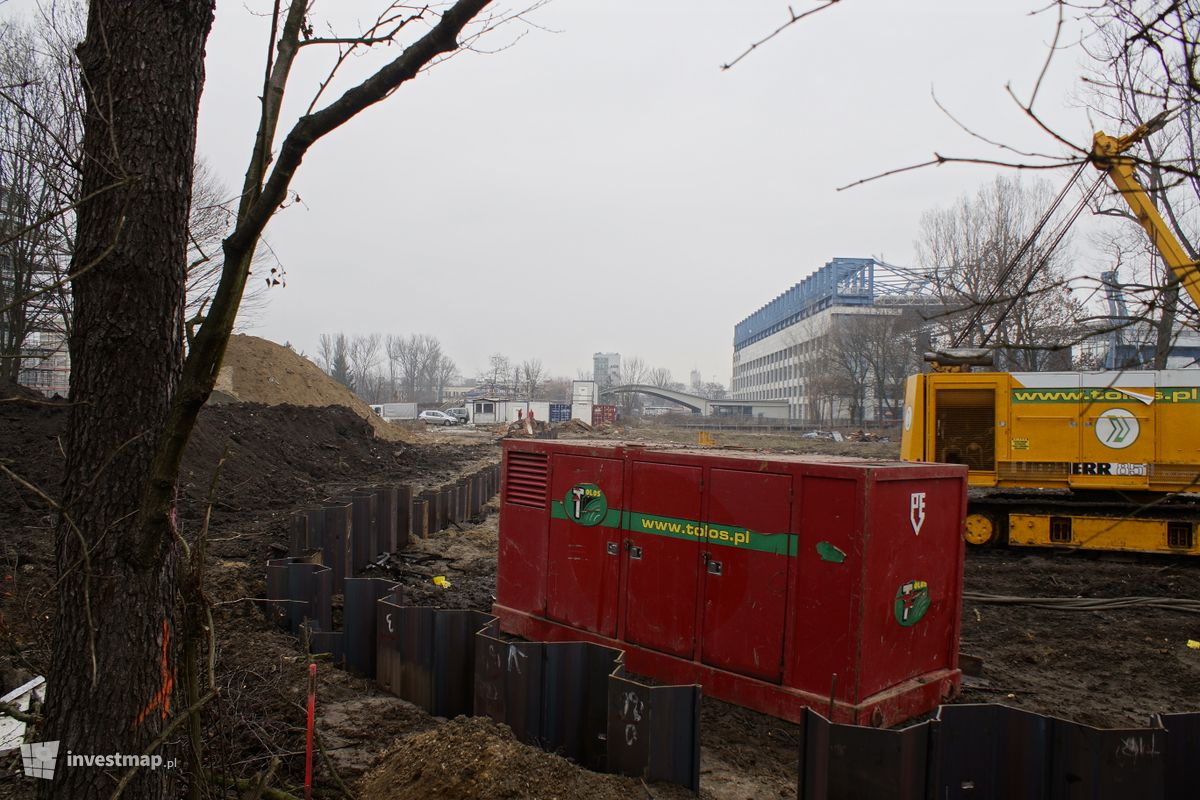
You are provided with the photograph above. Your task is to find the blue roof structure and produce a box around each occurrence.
[733,257,877,352]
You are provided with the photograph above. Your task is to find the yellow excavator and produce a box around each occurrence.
[901,113,1200,556]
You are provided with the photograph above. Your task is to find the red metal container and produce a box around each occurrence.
[591,404,617,426]
[496,440,967,727]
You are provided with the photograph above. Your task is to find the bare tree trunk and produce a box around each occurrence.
[40,3,214,798]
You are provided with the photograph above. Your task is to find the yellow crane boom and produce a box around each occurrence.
[1091,111,1200,311]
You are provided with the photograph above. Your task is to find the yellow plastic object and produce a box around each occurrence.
[432,575,452,589]
[698,431,715,446]
[1188,640,1199,650]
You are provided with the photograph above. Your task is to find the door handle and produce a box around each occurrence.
[606,542,619,556]
[707,560,723,576]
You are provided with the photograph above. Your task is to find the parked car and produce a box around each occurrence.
[418,410,457,426]
[445,407,469,424]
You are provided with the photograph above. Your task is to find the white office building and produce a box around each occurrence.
[730,258,929,422]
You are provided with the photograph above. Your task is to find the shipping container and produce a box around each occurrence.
[572,380,596,403]
[372,402,417,421]
[472,398,502,424]
[549,403,572,423]
[591,404,617,426]
[495,439,968,726]
[571,401,592,423]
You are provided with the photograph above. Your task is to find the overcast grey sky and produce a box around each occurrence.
[8,1,1106,385]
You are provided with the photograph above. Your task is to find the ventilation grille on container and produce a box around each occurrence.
[505,451,549,508]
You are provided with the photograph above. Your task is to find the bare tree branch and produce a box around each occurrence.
[721,2,841,71]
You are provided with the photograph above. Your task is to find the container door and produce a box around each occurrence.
[546,454,624,636]
[700,469,792,682]
[623,461,703,658]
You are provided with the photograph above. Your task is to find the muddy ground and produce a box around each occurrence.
[2,403,1199,798]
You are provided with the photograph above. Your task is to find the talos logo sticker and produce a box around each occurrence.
[565,483,608,526]
[1095,408,1139,449]
[910,492,926,536]
[895,580,930,626]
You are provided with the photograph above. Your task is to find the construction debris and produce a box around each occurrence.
[556,418,592,434]
[845,429,890,443]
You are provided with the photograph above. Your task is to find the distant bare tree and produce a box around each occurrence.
[484,352,512,395]
[542,375,572,402]
[817,311,923,423]
[0,15,76,383]
[348,332,382,396]
[648,366,673,387]
[317,332,335,371]
[433,353,458,402]
[384,333,404,400]
[859,310,922,421]
[394,334,439,402]
[916,176,1084,371]
[521,357,544,397]
[318,332,352,387]
[805,358,840,426]
[614,355,647,415]
[819,320,872,423]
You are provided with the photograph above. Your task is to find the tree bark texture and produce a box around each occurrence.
[40,2,214,798]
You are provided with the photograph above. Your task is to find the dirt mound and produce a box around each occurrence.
[215,334,406,441]
[179,403,493,523]
[357,716,683,800]
[0,377,49,403]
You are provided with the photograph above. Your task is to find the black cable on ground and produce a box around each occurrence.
[964,592,1200,614]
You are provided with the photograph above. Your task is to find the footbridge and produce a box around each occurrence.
[599,385,788,418]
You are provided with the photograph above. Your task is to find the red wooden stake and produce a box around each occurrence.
[305,662,316,800]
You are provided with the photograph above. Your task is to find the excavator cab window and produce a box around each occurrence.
[933,389,995,472]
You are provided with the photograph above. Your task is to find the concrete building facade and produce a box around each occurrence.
[730,257,929,422]
[593,352,620,390]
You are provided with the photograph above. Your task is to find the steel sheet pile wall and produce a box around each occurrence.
[265,464,501,671]
[264,565,701,791]
[494,440,968,727]
[797,705,1200,800]
[262,461,700,791]
[473,620,701,789]
[375,599,492,718]
[282,465,501,565]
